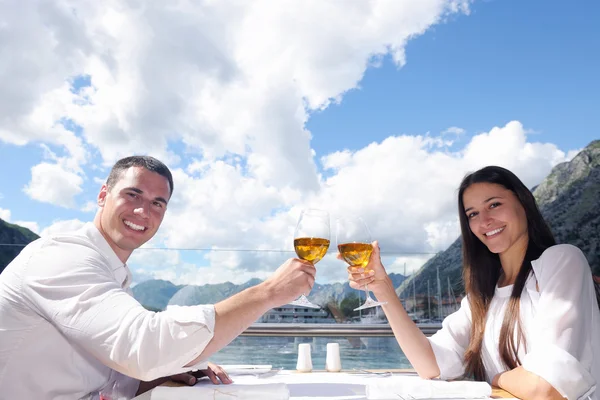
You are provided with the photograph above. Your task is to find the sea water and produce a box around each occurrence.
[208,336,411,370]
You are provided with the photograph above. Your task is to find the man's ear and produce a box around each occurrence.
[97,184,109,207]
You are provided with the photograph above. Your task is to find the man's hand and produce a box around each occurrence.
[136,362,232,395]
[188,362,232,385]
[263,258,316,306]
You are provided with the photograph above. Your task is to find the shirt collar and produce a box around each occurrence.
[81,222,132,289]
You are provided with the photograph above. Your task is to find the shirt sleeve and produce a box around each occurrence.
[20,239,216,382]
[100,370,141,399]
[522,244,597,400]
[427,296,472,380]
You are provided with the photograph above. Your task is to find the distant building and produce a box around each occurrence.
[259,304,336,323]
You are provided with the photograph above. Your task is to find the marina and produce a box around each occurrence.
[208,323,443,370]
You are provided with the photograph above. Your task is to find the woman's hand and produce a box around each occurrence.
[344,240,393,297]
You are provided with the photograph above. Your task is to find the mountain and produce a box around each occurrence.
[396,139,600,298]
[0,219,39,274]
[303,272,406,307]
[133,273,407,310]
[168,281,249,306]
[534,140,600,274]
[131,280,183,310]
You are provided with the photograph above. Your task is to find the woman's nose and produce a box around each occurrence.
[480,210,493,227]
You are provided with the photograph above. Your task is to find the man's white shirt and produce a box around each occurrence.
[0,223,215,399]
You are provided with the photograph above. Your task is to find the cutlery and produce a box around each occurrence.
[256,368,283,379]
[352,369,393,376]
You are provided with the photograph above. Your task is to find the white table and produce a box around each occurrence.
[133,371,515,400]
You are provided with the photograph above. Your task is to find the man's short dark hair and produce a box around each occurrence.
[106,156,174,198]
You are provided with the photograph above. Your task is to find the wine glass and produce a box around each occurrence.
[289,208,330,309]
[336,216,387,311]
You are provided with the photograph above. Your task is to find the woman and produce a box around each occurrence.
[349,166,600,399]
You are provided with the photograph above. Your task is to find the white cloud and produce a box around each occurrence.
[424,220,461,251]
[0,208,11,221]
[0,1,582,286]
[462,121,567,188]
[566,148,583,161]
[1,0,472,184]
[0,207,41,234]
[317,121,570,259]
[1,0,476,252]
[129,249,183,274]
[40,219,86,237]
[442,126,466,136]
[129,248,284,285]
[0,0,88,166]
[321,150,353,172]
[386,254,436,276]
[81,201,98,213]
[138,121,572,285]
[13,221,40,235]
[24,162,84,208]
[158,163,300,251]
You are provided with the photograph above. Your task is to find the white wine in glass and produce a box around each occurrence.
[336,217,387,311]
[294,237,330,264]
[289,209,330,309]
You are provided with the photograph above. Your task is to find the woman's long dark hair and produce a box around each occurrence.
[458,166,556,381]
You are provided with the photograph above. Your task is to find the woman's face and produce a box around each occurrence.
[462,182,529,257]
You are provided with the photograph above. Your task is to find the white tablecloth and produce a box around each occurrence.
[133,371,511,400]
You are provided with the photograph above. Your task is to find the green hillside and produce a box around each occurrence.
[0,219,39,274]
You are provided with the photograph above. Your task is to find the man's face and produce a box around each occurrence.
[96,166,171,263]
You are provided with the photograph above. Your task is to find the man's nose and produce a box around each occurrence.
[133,202,150,218]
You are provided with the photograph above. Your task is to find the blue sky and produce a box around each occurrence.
[309,0,599,155]
[0,0,598,284]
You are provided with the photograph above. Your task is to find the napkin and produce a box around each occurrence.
[366,376,491,399]
[222,364,273,375]
[150,383,289,400]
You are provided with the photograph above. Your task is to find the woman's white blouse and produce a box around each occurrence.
[428,244,600,400]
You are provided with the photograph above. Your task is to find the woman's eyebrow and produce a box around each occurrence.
[464,196,503,213]
[483,196,502,203]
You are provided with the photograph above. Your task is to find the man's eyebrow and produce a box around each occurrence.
[123,187,168,205]
[123,187,143,194]
[464,196,502,213]
[154,197,168,205]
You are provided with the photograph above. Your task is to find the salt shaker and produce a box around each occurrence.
[325,342,342,372]
[296,343,313,372]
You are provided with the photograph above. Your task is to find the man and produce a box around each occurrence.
[0,156,316,399]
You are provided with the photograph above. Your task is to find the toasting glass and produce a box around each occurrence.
[289,209,330,309]
[336,216,387,311]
